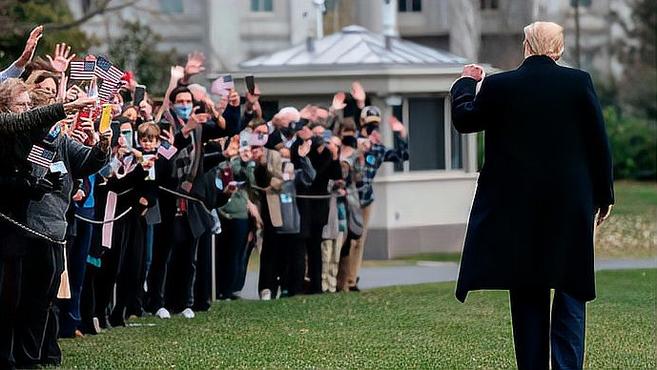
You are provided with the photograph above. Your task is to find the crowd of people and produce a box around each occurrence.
[0,25,409,368]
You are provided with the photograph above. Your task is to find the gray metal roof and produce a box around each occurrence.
[239,25,467,72]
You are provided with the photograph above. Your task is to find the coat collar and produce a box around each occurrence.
[520,55,558,67]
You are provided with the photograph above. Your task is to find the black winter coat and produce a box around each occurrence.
[451,55,614,302]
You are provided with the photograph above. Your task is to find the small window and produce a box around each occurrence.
[251,0,273,12]
[160,0,184,14]
[451,125,464,170]
[407,97,446,171]
[480,0,499,10]
[399,0,422,12]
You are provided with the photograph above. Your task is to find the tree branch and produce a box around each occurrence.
[45,0,141,31]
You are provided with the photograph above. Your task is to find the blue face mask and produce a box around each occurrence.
[173,103,193,120]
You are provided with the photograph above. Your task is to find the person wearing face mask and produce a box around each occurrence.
[342,107,409,293]
[289,123,343,295]
[147,85,237,319]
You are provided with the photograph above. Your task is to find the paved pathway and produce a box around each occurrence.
[238,257,656,300]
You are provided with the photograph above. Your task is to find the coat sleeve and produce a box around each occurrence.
[583,74,614,207]
[0,61,24,83]
[0,103,66,136]
[65,138,111,179]
[450,77,495,134]
[382,132,409,163]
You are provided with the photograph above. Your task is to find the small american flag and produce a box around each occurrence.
[211,75,234,96]
[95,56,124,84]
[70,60,96,80]
[158,142,178,160]
[99,80,120,102]
[27,145,56,168]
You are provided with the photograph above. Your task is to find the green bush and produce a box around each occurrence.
[604,107,657,180]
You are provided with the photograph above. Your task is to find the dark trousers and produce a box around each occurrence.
[13,240,64,368]
[234,228,256,293]
[145,220,174,313]
[58,207,94,337]
[279,234,306,297]
[163,216,198,313]
[193,232,213,311]
[509,290,586,370]
[112,216,146,321]
[303,198,329,295]
[79,263,99,334]
[257,228,281,296]
[94,218,129,325]
[0,256,21,369]
[215,217,249,300]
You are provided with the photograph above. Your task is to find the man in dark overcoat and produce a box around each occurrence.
[450,21,614,369]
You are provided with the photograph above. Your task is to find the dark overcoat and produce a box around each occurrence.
[451,55,614,302]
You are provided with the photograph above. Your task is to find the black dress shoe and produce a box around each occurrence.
[109,313,126,328]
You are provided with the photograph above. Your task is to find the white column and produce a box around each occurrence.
[448,0,481,61]
[207,0,244,71]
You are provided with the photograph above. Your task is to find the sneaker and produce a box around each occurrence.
[155,308,171,319]
[92,317,102,334]
[181,308,195,319]
[260,289,271,301]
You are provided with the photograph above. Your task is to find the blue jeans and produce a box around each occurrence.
[510,289,586,370]
[58,207,94,337]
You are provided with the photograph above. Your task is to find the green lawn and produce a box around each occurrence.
[60,269,656,369]
[595,181,656,258]
[395,180,656,263]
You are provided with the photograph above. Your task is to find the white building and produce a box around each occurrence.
[66,0,631,79]
[236,24,477,258]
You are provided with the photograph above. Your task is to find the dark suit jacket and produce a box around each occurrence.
[451,55,614,302]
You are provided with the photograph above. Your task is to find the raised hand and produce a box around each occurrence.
[185,51,206,76]
[332,91,347,111]
[78,116,98,145]
[215,95,229,116]
[186,107,212,133]
[298,139,312,157]
[228,89,240,107]
[351,81,366,108]
[160,126,175,144]
[170,66,185,82]
[47,43,76,73]
[17,25,43,68]
[139,100,154,120]
[388,115,407,138]
[246,84,260,105]
[98,129,113,152]
[63,97,96,113]
[223,135,240,158]
[461,64,485,81]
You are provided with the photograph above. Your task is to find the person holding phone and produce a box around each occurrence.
[6,80,112,368]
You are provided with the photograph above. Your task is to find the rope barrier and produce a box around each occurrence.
[74,207,134,225]
[0,211,66,245]
[157,186,214,215]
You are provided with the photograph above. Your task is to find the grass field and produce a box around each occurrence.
[595,181,656,258]
[60,269,656,369]
[391,181,656,263]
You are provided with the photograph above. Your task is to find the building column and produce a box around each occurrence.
[207,0,244,71]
